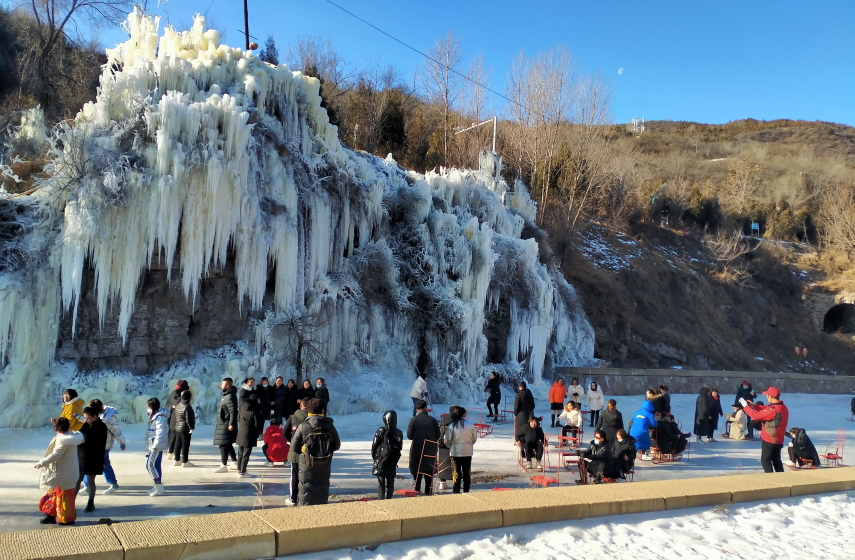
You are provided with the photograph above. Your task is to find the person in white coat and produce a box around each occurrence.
[726,404,747,440]
[410,372,427,417]
[145,397,170,497]
[567,377,585,407]
[442,406,478,493]
[585,381,605,428]
[35,417,84,525]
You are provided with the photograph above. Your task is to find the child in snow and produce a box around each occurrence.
[371,410,404,499]
[88,399,125,495]
[145,397,169,496]
[262,418,290,467]
[35,417,83,525]
[585,382,605,428]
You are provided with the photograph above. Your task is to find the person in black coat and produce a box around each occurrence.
[407,399,441,495]
[213,378,238,472]
[596,399,624,443]
[166,379,189,460]
[315,378,330,415]
[694,387,711,443]
[611,429,636,479]
[484,372,502,421]
[291,398,342,506]
[236,379,260,476]
[437,411,454,490]
[299,380,316,403]
[256,377,271,430]
[80,407,108,512]
[658,386,672,414]
[656,413,687,455]
[708,389,724,442]
[786,427,821,467]
[513,382,536,434]
[515,416,545,469]
[735,381,757,406]
[270,377,288,424]
[372,410,404,499]
[285,379,300,419]
[582,429,614,481]
[172,390,196,466]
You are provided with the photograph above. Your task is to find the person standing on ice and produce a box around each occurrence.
[78,407,108,512]
[213,377,238,473]
[257,377,271,431]
[408,399,441,495]
[548,378,567,428]
[707,388,724,442]
[628,400,657,460]
[734,380,757,407]
[315,378,330,416]
[372,410,404,499]
[596,399,624,444]
[442,406,478,494]
[410,372,428,417]
[741,387,789,473]
[584,382,604,428]
[436,411,454,491]
[271,377,287,424]
[166,379,189,462]
[285,379,300,419]
[145,397,169,496]
[87,399,125,495]
[172,390,196,467]
[513,381,536,434]
[299,379,316,403]
[58,389,85,494]
[35,417,83,525]
[291,398,341,506]
[694,387,712,444]
[285,399,309,505]
[236,378,261,478]
[484,371,502,422]
[567,377,584,408]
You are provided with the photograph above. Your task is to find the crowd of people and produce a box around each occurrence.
[32,372,826,526]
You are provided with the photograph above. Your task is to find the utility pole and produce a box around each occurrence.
[243,0,249,51]
[454,116,498,155]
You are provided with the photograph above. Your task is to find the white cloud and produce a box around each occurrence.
[617,67,624,76]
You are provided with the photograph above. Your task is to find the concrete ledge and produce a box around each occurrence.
[371,494,503,541]
[110,511,275,560]
[469,488,589,526]
[795,466,855,491]
[551,482,666,517]
[252,502,400,556]
[0,524,123,560]
[636,479,732,510]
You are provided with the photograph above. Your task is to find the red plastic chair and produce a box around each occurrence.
[467,407,493,437]
[530,435,559,488]
[821,428,845,468]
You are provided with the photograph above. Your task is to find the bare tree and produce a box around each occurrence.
[820,176,855,256]
[419,30,465,167]
[263,308,338,385]
[17,0,130,107]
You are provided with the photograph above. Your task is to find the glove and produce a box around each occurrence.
[738,398,748,408]
[120,443,126,451]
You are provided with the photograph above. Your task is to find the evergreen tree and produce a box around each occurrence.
[259,35,279,66]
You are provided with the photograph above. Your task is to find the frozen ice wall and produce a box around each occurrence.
[0,10,593,427]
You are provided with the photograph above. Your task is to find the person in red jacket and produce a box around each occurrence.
[740,387,789,473]
[548,378,567,428]
[262,418,290,467]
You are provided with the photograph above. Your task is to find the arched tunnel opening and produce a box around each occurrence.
[823,303,855,334]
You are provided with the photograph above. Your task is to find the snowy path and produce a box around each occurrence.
[283,492,855,560]
[0,392,851,534]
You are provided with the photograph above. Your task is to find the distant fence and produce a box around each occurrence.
[556,367,855,396]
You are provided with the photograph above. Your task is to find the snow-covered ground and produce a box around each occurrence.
[287,492,855,560]
[0,392,850,535]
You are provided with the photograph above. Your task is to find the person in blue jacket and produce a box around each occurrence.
[629,400,657,461]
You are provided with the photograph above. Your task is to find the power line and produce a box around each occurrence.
[321,0,526,110]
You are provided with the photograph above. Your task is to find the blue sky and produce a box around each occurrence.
[95,0,854,126]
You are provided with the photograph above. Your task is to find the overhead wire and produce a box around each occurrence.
[321,0,527,111]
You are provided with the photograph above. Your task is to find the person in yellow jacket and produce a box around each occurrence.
[60,389,85,431]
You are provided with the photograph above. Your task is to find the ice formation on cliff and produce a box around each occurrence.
[0,10,594,427]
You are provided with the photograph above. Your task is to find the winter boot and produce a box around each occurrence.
[149,483,165,497]
[39,514,56,524]
[526,460,533,470]
[214,465,228,473]
[103,484,119,495]
[85,501,95,513]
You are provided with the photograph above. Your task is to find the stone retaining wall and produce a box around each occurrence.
[557,367,855,395]
[3,469,854,560]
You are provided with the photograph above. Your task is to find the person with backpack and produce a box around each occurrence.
[410,372,428,417]
[372,410,404,499]
[145,397,169,496]
[285,399,308,505]
[172,390,195,467]
[291,398,341,505]
[213,378,238,473]
[548,378,567,428]
[484,371,502,422]
[236,379,261,478]
[584,382,605,428]
[86,399,125,495]
[407,399,441,495]
[79,407,108,512]
[262,418,290,467]
[513,381,535,434]
[741,387,790,473]
[36,417,83,525]
[166,380,189,462]
[442,406,478,494]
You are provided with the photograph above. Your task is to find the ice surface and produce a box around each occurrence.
[0,11,594,427]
